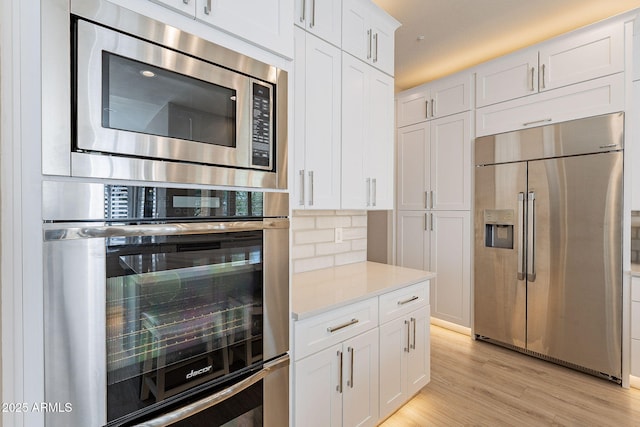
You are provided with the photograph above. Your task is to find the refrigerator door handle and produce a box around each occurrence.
[517,192,526,280]
[527,191,536,282]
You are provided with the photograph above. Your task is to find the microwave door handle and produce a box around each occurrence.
[136,354,290,427]
[517,192,525,281]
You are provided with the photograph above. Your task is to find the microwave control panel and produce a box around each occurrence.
[251,82,272,168]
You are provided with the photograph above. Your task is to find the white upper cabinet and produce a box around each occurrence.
[294,28,342,209]
[295,0,342,47]
[150,0,196,17]
[396,112,471,211]
[342,0,400,76]
[147,0,294,57]
[476,20,623,108]
[396,72,471,127]
[341,53,394,210]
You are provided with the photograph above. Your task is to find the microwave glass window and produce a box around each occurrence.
[102,52,237,148]
[105,231,263,421]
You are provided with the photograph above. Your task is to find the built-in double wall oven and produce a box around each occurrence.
[43,181,289,426]
[42,0,287,189]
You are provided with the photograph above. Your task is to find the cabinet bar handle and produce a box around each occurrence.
[309,171,314,206]
[424,213,428,231]
[347,347,354,388]
[300,0,305,22]
[299,170,305,206]
[430,190,434,209]
[530,67,535,91]
[410,317,416,350]
[337,350,343,393]
[310,0,316,27]
[204,0,211,14]
[366,178,371,206]
[424,191,429,209]
[404,320,410,352]
[523,118,552,127]
[431,99,436,116]
[183,0,189,4]
[425,100,429,119]
[372,178,377,207]
[367,29,372,59]
[327,318,359,333]
[397,295,419,306]
[540,64,546,89]
[430,213,434,231]
[373,33,378,63]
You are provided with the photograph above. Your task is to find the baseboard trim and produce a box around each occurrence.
[631,375,640,389]
[430,317,471,336]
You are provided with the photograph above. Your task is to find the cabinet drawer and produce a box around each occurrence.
[632,277,640,302]
[294,297,378,360]
[379,281,429,324]
[632,339,640,377]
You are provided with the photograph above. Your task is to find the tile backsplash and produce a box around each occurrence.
[291,210,367,273]
[632,211,640,264]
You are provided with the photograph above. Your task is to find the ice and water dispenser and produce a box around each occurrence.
[484,209,514,249]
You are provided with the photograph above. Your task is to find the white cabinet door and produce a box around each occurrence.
[633,81,640,211]
[195,0,293,57]
[342,0,399,75]
[342,0,369,64]
[341,53,368,210]
[406,305,430,396]
[294,29,342,209]
[378,316,407,419]
[366,67,394,209]
[150,0,196,17]
[396,211,429,271]
[475,50,539,107]
[342,54,394,210]
[369,7,396,76]
[539,21,623,93]
[294,344,343,427]
[342,328,379,427]
[396,90,429,127]
[396,123,429,210]
[430,112,471,211]
[476,73,625,137]
[430,211,470,326]
[430,73,471,118]
[295,0,342,47]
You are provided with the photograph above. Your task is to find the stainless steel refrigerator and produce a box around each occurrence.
[474,112,623,381]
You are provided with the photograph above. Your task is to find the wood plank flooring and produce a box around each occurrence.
[380,325,640,426]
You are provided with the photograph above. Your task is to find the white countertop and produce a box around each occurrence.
[292,261,436,320]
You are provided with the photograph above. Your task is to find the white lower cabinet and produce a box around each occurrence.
[294,327,379,427]
[294,281,431,426]
[379,298,430,420]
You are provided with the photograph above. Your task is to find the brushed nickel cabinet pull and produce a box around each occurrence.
[397,295,419,306]
[410,317,416,350]
[327,318,359,333]
[337,350,343,393]
[530,67,535,91]
[204,0,211,14]
[404,320,410,352]
[523,118,552,127]
[347,347,354,388]
[299,170,305,206]
[300,0,305,22]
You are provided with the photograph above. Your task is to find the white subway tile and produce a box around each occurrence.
[343,227,367,240]
[316,215,351,229]
[334,251,367,266]
[291,244,315,260]
[294,229,334,245]
[339,210,367,216]
[316,241,351,256]
[291,216,316,230]
[293,256,334,274]
[351,238,368,251]
[351,215,368,227]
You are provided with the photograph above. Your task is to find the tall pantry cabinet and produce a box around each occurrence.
[395,72,472,328]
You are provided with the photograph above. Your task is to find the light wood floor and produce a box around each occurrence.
[381,325,640,426]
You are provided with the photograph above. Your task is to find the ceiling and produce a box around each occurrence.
[371,0,640,91]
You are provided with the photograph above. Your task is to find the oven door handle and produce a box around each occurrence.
[135,354,290,427]
[44,219,290,241]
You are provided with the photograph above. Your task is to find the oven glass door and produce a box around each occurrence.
[105,230,264,422]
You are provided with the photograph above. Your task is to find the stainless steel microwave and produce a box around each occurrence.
[42,0,288,189]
